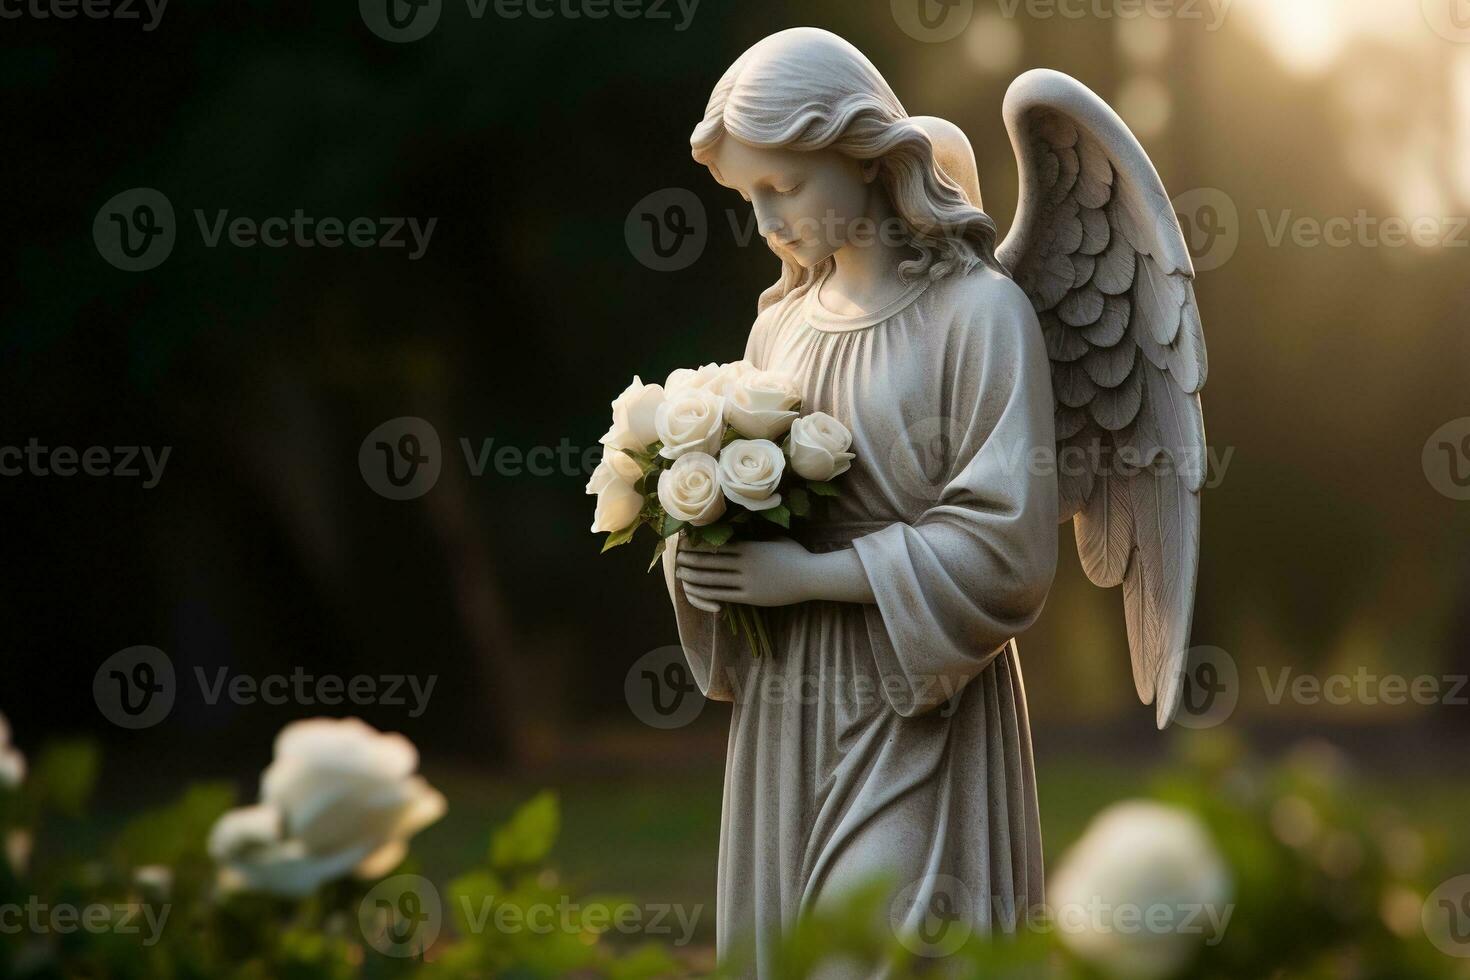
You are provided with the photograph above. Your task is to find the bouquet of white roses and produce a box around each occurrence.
[587,360,856,657]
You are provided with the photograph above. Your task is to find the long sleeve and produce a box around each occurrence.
[662,538,742,701]
[849,275,1059,716]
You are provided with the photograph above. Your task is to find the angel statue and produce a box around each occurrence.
[659,27,1207,974]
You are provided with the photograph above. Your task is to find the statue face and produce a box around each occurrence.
[708,138,877,270]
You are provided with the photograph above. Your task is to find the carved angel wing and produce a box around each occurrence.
[995,70,1207,730]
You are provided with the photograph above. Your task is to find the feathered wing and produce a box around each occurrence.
[994,70,1208,730]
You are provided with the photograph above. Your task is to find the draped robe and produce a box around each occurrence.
[662,263,1060,976]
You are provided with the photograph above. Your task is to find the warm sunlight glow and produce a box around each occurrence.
[1115,75,1172,138]
[1455,51,1470,209]
[1235,0,1431,75]
[1116,15,1170,66]
[1239,0,1345,76]
[964,11,1023,76]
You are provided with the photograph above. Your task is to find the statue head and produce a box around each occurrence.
[690,28,1000,311]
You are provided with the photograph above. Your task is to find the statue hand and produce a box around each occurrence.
[675,537,815,610]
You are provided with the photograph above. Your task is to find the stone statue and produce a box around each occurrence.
[660,26,1208,974]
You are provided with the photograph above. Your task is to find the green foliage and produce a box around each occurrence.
[1,735,1462,979]
[489,791,559,872]
[29,739,99,817]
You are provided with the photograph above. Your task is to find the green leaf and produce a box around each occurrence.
[787,486,811,518]
[760,504,791,528]
[647,538,666,572]
[807,480,840,497]
[114,782,237,867]
[31,739,99,816]
[701,523,735,547]
[448,870,504,938]
[660,515,686,538]
[600,522,639,552]
[491,791,561,871]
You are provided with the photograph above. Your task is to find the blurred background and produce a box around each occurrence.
[2,0,1469,975]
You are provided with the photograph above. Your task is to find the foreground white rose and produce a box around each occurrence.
[718,439,785,511]
[599,376,665,452]
[656,387,726,459]
[658,452,726,526]
[584,445,642,496]
[208,718,447,899]
[727,369,801,440]
[788,412,855,482]
[0,713,24,789]
[1049,801,1232,980]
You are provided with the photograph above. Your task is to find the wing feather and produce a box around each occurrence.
[996,68,1209,729]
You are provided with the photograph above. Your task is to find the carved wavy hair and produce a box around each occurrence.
[690,28,1003,312]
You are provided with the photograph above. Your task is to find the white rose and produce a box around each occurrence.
[208,718,447,898]
[718,439,785,511]
[788,412,855,482]
[1049,801,1232,980]
[657,452,726,526]
[665,360,752,399]
[599,376,665,452]
[584,445,642,496]
[664,361,721,394]
[655,387,726,459]
[0,713,24,789]
[727,369,801,440]
[591,476,643,533]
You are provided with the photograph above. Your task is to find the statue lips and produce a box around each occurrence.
[766,234,801,259]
